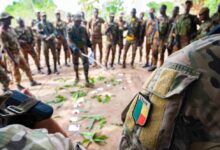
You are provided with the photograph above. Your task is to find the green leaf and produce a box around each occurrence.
[89,76,96,85]
[46,95,67,104]
[71,90,87,101]
[92,95,111,103]
[80,132,108,145]
[97,75,106,81]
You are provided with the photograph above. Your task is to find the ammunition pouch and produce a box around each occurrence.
[0,90,53,128]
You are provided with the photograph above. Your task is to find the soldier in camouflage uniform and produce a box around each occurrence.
[196,7,213,40]
[67,13,92,87]
[33,10,42,64]
[120,32,220,150]
[88,8,105,66]
[54,10,70,67]
[0,12,39,90]
[15,17,42,73]
[117,12,126,65]
[38,12,58,75]
[174,0,200,51]
[167,6,180,55]
[148,5,170,72]
[143,8,156,68]
[137,12,146,63]
[211,3,220,28]
[104,13,119,69]
[0,66,10,91]
[122,8,141,69]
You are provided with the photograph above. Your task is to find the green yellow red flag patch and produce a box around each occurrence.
[132,93,151,126]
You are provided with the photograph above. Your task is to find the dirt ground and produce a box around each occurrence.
[10,48,152,149]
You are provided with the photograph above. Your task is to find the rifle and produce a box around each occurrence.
[151,19,160,43]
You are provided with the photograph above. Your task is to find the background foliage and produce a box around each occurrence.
[4,0,220,25]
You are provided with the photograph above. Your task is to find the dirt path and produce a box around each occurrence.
[20,62,150,150]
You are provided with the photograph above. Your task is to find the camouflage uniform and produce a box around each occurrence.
[123,17,141,68]
[174,13,199,51]
[15,25,41,71]
[32,19,42,63]
[0,66,10,91]
[54,19,70,66]
[196,18,212,40]
[120,34,220,150]
[211,12,220,28]
[88,17,105,64]
[0,124,85,150]
[67,15,90,85]
[145,17,156,66]
[104,18,119,68]
[117,18,126,64]
[151,15,169,68]
[0,27,34,86]
[137,17,146,62]
[38,16,58,74]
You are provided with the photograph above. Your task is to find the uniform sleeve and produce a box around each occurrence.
[0,32,9,50]
[100,18,105,24]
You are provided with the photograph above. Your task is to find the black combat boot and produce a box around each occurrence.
[17,84,25,91]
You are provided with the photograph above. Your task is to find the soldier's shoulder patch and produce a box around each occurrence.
[132,93,151,126]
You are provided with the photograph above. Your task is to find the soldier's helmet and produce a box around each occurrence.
[0,12,13,21]
[74,13,82,21]
[199,7,210,15]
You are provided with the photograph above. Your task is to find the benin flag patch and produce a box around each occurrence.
[132,93,151,126]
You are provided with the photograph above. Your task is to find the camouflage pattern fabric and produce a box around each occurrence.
[120,34,220,150]
[0,27,20,53]
[88,17,104,38]
[125,17,141,42]
[0,124,85,150]
[196,19,212,40]
[0,66,10,91]
[211,12,220,28]
[117,20,126,48]
[145,18,156,45]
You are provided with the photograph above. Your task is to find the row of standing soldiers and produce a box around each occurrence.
[1,0,220,91]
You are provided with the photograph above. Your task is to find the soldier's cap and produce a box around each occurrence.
[149,8,155,13]
[41,12,47,17]
[109,13,115,17]
[185,0,193,5]
[199,7,210,15]
[55,10,61,14]
[67,12,71,17]
[0,12,13,21]
[74,13,82,21]
[16,16,23,22]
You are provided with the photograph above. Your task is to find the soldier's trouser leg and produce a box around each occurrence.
[92,42,97,65]
[49,43,58,72]
[18,56,34,82]
[105,44,111,67]
[56,41,61,65]
[111,45,116,67]
[158,40,166,66]
[98,41,103,64]
[139,45,143,62]
[118,42,123,64]
[123,41,131,67]
[72,53,79,80]
[28,48,41,70]
[43,42,52,74]
[81,50,89,82]
[152,46,158,67]
[63,39,70,65]
[131,43,138,66]
[0,66,10,91]
[145,43,151,65]
[21,47,29,65]
[36,39,41,62]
